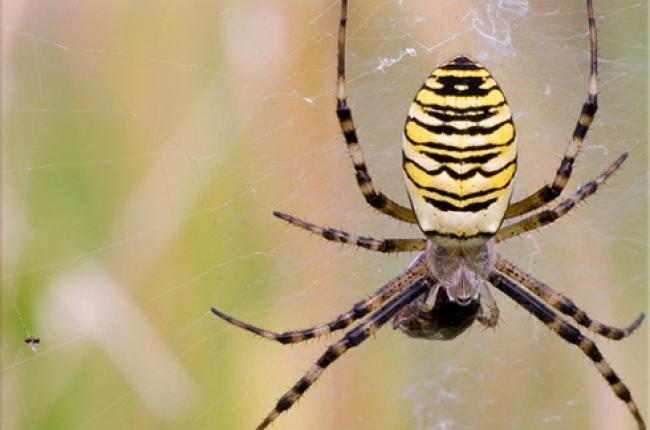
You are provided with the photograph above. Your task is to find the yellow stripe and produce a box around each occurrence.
[404,139,516,170]
[480,77,497,89]
[409,102,512,129]
[405,120,514,147]
[416,88,505,108]
[404,160,516,196]
[431,69,490,78]
[424,77,444,89]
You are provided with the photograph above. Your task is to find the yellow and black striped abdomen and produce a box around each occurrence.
[402,55,516,247]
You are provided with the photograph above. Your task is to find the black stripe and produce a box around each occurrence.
[417,149,501,164]
[404,132,515,153]
[422,230,494,240]
[557,299,579,316]
[343,129,358,143]
[330,318,349,330]
[317,346,341,368]
[379,240,397,252]
[572,102,597,139]
[439,62,481,70]
[423,196,497,212]
[573,123,588,140]
[408,115,512,136]
[293,378,310,395]
[422,105,500,123]
[336,105,352,121]
[406,171,514,201]
[581,340,603,362]
[582,101,597,116]
[404,155,516,180]
[352,303,370,319]
[277,332,309,344]
[488,272,556,325]
[276,396,293,412]
[617,386,632,402]
[321,229,336,240]
[425,76,496,96]
[414,99,507,112]
[598,325,613,338]
[423,85,493,97]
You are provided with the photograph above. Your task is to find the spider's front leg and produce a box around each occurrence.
[336,0,417,223]
[505,0,600,219]
[496,152,627,242]
[495,255,644,340]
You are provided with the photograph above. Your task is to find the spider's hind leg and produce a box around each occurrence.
[255,276,430,430]
[212,252,428,344]
[495,255,644,340]
[489,271,645,429]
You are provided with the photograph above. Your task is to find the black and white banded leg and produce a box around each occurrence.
[495,255,644,340]
[505,0,600,219]
[212,253,427,344]
[336,0,417,223]
[273,211,426,253]
[496,153,626,242]
[489,271,646,429]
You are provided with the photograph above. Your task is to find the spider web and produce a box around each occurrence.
[1,1,647,429]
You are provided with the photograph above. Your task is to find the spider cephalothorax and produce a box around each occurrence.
[212,1,646,429]
[393,240,498,340]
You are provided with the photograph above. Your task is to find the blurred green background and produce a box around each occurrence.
[2,1,647,429]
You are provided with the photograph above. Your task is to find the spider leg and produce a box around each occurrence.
[496,152,626,242]
[489,271,645,429]
[336,0,417,223]
[273,211,426,252]
[496,255,644,340]
[212,253,427,344]
[255,276,431,430]
[477,280,499,328]
[505,0,599,219]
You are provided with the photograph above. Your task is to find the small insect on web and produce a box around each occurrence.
[210,1,646,429]
[24,336,41,353]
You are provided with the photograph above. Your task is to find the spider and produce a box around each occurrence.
[211,1,646,428]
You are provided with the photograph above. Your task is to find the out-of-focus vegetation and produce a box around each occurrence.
[2,1,646,429]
